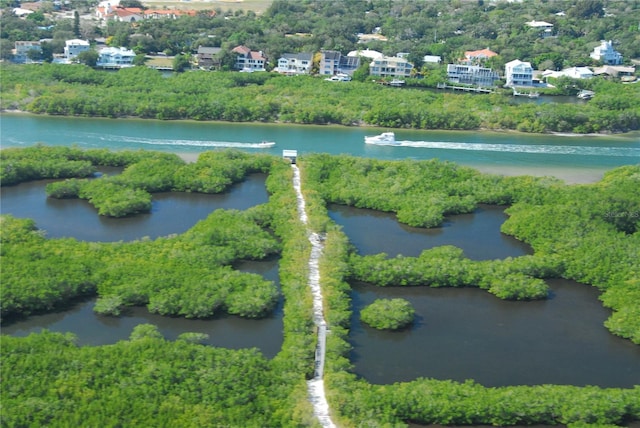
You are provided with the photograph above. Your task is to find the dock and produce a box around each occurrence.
[437,83,494,93]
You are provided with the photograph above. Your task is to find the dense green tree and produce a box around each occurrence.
[360,298,415,330]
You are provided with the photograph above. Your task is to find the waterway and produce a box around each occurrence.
[2,113,639,183]
[328,204,640,388]
[2,258,284,358]
[0,172,269,241]
[1,114,639,389]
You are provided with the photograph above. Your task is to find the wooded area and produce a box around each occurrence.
[2,147,639,425]
[1,63,638,133]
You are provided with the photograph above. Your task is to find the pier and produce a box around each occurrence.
[437,83,494,93]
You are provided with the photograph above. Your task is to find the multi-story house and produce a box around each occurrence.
[446,64,499,87]
[96,46,136,68]
[369,56,413,78]
[276,53,312,75]
[64,39,90,59]
[13,41,42,63]
[505,59,534,86]
[319,50,341,76]
[232,45,266,72]
[196,46,222,69]
[590,40,623,65]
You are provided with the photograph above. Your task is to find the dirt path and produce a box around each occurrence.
[291,164,336,428]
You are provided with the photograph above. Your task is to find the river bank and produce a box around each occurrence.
[2,112,637,185]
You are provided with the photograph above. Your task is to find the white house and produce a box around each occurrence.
[447,64,500,86]
[369,56,413,78]
[64,39,90,59]
[276,53,312,75]
[232,45,266,72]
[543,66,593,80]
[13,41,42,63]
[423,55,442,64]
[526,20,554,38]
[590,40,622,65]
[505,59,534,86]
[97,46,135,68]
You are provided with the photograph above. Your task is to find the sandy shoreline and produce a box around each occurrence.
[175,152,606,185]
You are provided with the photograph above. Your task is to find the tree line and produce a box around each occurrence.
[3,63,639,134]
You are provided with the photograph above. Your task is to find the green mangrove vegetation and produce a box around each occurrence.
[360,298,415,330]
[2,146,639,426]
[1,63,639,134]
[297,156,640,427]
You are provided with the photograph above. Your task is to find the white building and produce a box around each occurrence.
[369,56,413,78]
[423,55,442,64]
[542,67,594,80]
[505,59,534,86]
[446,64,500,87]
[64,39,90,59]
[14,41,42,63]
[97,46,135,68]
[590,40,623,65]
[526,20,554,38]
[231,45,266,72]
[276,53,312,75]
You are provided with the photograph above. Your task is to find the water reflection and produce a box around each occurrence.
[0,173,269,242]
[350,280,640,387]
[329,204,532,260]
[2,259,283,358]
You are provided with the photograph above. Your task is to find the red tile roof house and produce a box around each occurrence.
[463,48,498,63]
[232,45,267,72]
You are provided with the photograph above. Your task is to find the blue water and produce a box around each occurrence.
[1,114,638,172]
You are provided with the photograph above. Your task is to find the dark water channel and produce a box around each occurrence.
[328,203,532,259]
[328,204,640,388]
[2,259,283,358]
[0,173,269,241]
[1,174,284,358]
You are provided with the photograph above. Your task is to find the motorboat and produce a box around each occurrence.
[364,132,396,145]
[577,90,595,100]
[258,141,276,148]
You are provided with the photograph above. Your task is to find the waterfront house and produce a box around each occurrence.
[64,39,90,59]
[276,53,312,75]
[542,66,594,80]
[96,46,135,68]
[196,46,222,69]
[593,65,636,79]
[319,50,341,76]
[232,45,267,72]
[446,64,500,87]
[505,59,534,86]
[590,40,623,65]
[13,41,42,63]
[369,56,413,79]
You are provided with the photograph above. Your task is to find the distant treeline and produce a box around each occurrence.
[1,146,639,426]
[1,64,639,134]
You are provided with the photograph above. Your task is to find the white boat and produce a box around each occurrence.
[364,132,396,145]
[258,141,276,148]
[577,90,595,100]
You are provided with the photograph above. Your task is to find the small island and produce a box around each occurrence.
[361,298,416,330]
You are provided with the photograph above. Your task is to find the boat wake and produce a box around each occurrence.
[366,140,640,157]
[82,133,275,149]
